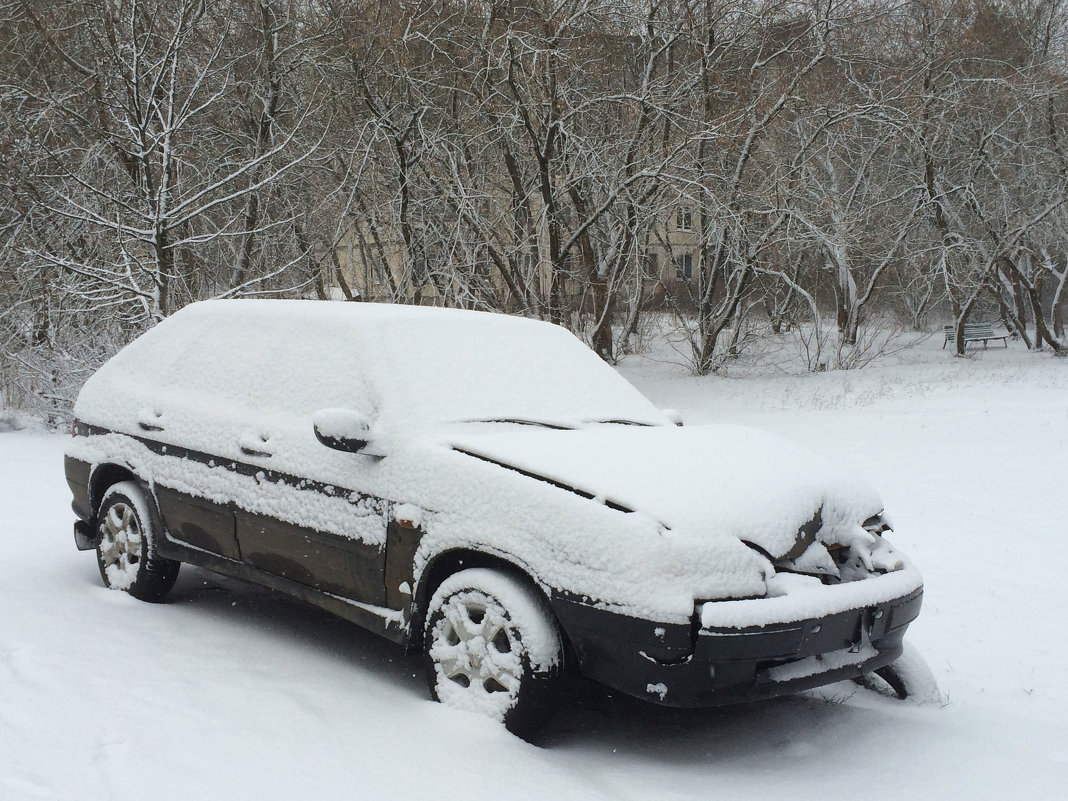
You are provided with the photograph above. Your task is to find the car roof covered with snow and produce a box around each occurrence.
[75,300,670,434]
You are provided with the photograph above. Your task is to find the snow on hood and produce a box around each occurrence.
[446,423,885,560]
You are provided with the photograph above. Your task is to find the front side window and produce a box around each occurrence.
[676,207,694,232]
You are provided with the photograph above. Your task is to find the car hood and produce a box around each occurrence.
[446,423,885,560]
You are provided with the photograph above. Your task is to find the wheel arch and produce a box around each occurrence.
[88,463,140,518]
[87,464,169,545]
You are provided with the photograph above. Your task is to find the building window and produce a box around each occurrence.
[676,206,694,232]
[675,253,693,280]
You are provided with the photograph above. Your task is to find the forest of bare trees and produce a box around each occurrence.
[2,0,1067,420]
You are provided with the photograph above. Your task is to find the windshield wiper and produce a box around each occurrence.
[464,418,574,430]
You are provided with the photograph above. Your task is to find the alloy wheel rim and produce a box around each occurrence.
[99,502,142,586]
[432,595,522,698]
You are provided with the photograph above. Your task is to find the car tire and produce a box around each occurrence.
[424,568,563,738]
[95,481,179,602]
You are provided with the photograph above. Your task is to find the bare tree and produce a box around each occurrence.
[18,0,326,321]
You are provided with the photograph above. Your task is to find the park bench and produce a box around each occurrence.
[942,322,1010,349]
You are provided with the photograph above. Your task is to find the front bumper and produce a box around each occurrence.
[551,585,923,707]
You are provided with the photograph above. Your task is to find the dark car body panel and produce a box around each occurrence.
[552,587,922,706]
[67,448,413,643]
[154,532,410,646]
[67,420,397,595]
[69,421,393,602]
[65,456,92,524]
[156,486,241,559]
[235,508,387,604]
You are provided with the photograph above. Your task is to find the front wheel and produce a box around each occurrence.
[95,481,179,602]
[424,568,563,738]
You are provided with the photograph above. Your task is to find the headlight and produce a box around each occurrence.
[862,512,893,535]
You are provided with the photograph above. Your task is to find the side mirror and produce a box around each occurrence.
[313,408,374,453]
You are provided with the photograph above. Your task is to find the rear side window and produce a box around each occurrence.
[162,312,376,416]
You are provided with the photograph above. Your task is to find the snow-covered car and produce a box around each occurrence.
[65,300,923,735]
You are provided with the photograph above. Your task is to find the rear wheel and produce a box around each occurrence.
[95,481,179,602]
[424,568,562,738]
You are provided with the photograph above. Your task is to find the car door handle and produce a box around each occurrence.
[137,408,165,432]
[239,432,273,458]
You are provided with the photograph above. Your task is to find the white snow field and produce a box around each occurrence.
[2,340,1066,801]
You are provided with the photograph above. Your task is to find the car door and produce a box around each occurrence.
[232,461,389,606]
[210,313,391,607]
[130,406,243,561]
[148,411,390,605]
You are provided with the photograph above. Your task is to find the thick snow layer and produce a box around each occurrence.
[699,561,922,628]
[3,337,1066,800]
[447,423,884,559]
[355,308,669,431]
[73,300,669,439]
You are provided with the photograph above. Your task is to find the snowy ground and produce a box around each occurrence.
[2,339,1066,800]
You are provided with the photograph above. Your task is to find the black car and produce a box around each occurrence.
[66,300,923,735]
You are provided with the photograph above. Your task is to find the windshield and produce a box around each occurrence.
[355,311,669,431]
